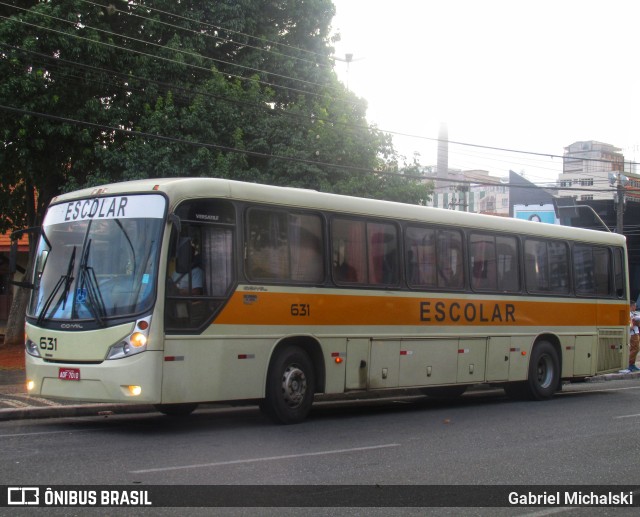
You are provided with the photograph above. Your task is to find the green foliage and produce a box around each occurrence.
[0,0,433,232]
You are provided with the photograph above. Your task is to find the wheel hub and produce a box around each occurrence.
[537,355,553,388]
[281,365,307,408]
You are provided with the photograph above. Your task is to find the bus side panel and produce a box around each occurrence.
[456,337,487,383]
[345,338,369,390]
[320,337,348,394]
[486,336,511,381]
[397,338,458,387]
[572,335,595,376]
[369,340,400,388]
[508,335,531,381]
[161,337,270,403]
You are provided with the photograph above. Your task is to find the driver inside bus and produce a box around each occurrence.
[170,239,204,296]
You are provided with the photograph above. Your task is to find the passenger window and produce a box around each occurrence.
[332,218,398,286]
[469,233,519,292]
[367,222,399,285]
[525,239,569,294]
[406,226,463,290]
[406,227,436,287]
[246,209,323,283]
[613,247,625,298]
[436,230,464,289]
[470,234,497,291]
[574,244,610,296]
[496,236,519,292]
[332,219,366,283]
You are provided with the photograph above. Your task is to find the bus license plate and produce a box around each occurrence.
[58,368,80,381]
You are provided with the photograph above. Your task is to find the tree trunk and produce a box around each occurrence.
[4,286,28,345]
[3,228,35,347]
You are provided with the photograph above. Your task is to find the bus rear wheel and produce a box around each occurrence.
[505,341,559,400]
[261,345,315,425]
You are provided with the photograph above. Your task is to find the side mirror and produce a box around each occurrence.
[9,226,40,289]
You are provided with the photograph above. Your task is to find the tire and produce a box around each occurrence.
[421,385,467,398]
[505,341,559,401]
[154,403,199,417]
[261,345,315,425]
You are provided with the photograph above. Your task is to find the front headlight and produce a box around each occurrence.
[25,338,41,358]
[106,317,151,360]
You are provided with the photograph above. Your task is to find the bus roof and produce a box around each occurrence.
[50,177,626,247]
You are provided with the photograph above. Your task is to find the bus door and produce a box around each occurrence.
[164,199,236,333]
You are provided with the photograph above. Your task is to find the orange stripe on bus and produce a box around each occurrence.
[214,291,627,327]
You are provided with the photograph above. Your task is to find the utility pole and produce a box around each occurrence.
[616,179,624,234]
[612,168,628,234]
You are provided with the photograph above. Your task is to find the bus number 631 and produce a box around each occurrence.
[39,337,58,351]
[290,304,310,317]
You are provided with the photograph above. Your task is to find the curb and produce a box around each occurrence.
[0,403,156,421]
[585,370,640,383]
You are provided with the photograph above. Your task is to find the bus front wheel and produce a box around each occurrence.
[261,345,315,425]
[505,341,559,400]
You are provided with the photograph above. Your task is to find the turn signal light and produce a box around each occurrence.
[130,332,147,348]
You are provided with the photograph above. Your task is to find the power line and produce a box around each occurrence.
[0,103,385,176]
[3,4,638,177]
[118,0,331,63]
[0,13,356,107]
[79,0,334,71]
[2,101,628,196]
[0,43,569,179]
[0,0,354,102]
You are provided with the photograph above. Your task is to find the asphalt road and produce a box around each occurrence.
[0,379,639,517]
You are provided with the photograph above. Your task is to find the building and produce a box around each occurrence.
[558,141,625,202]
[508,170,557,217]
[426,168,510,215]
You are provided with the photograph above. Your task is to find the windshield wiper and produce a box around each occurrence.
[36,246,76,325]
[75,239,107,326]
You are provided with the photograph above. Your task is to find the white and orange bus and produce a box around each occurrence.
[17,178,629,423]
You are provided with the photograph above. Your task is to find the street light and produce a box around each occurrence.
[332,53,364,89]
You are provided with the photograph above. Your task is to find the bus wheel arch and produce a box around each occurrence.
[505,336,562,401]
[260,337,323,424]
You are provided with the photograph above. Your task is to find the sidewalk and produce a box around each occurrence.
[0,342,155,421]
[1,342,639,421]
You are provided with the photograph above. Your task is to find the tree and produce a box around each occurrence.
[0,0,432,343]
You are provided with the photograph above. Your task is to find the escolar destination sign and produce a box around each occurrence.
[44,194,166,225]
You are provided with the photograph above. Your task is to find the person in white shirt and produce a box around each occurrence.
[629,302,640,372]
[172,265,203,295]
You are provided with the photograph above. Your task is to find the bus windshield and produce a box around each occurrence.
[28,194,166,324]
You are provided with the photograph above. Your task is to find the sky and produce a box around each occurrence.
[330,0,640,184]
